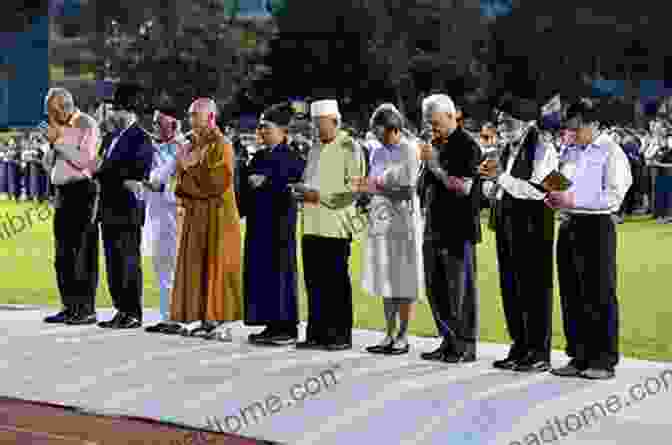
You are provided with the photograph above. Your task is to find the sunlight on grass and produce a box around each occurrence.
[1,199,670,362]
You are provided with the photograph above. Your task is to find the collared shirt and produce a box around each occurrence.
[47,110,99,185]
[559,133,632,215]
[369,142,403,178]
[301,130,365,238]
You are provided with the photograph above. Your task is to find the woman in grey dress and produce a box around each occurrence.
[352,104,425,355]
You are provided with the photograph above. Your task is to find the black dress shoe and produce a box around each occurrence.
[550,359,587,377]
[145,322,171,333]
[158,323,183,335]
[441,353,476,363]
[44,308,75,323]
[493,357,520,370]
[580,368,615,380]
[249,327,275,343]
[421,347,449,361]
[263,334,298,346]
[115,314,142,329]
[98,311,124,328]
[65,311,98,325]
[514,357,551,373]
[295,339,324,350]
[382,342,410,355]
[366,343,392,354]
[324,342,352,351]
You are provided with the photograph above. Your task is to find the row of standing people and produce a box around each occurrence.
[41,85,631,381]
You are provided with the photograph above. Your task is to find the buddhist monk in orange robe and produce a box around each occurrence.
[170,98,242,341]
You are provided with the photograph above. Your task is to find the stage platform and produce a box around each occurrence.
[1,306,670,445]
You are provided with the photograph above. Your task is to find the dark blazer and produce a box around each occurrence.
[94,124,153,226]
[417,127,483,249]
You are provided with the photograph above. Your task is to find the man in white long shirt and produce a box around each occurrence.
[545,98,632,380]
[480,94,558,373]
[135,106,183,333]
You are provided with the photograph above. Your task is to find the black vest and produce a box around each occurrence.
[495,126,554,242]
[500,126,539,184]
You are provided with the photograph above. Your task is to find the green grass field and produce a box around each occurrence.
[1,199,670,362]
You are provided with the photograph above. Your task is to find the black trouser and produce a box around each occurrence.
[557,214,619,370]
[423,239,478,357]
[301,235,353,344]
[101,223,143,320]
[494,199,554,361]
[54,180,99,314]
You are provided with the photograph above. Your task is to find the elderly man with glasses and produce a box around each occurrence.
[479,93,558,373]
[42,87,101,325]
[546,98,632,380]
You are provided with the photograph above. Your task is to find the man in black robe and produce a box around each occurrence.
[240,103,306,345]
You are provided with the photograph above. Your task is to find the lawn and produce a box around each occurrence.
[1,199,671,362]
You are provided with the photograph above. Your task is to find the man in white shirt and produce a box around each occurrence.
[545,98,632,380]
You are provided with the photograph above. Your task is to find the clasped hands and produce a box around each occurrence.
[46,119,65,145]
[351,176,383,193]
[179,146,203,169]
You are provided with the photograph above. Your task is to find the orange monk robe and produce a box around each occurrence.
[170,128,242,323]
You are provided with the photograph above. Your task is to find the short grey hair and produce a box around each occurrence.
[44,88,76,114]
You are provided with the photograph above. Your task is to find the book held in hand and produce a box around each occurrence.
[541,170,573,192]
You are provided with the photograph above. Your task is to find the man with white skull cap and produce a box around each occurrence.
[292,98,365,350]
[417,93,483,363]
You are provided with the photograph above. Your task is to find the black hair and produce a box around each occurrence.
[371,109,403,131]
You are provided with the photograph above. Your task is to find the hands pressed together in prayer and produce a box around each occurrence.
[418,142,438,163]
[478,159,499,178]
[46,120,65,145]
[179,146,203,169]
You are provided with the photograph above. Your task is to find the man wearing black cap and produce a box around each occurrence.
[240,103,306,346]
[545,98,632,379]
[94,83,154,329]
[479,94,558,373]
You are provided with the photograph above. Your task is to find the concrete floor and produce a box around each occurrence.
[1,306,670,445]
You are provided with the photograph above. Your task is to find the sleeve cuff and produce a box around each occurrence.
[462,177,474,195]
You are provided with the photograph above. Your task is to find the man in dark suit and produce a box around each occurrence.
[416,94,482,363]
[94,83,154,329]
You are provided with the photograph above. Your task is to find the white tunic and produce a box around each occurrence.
[361,137,425,301]
[141,143,177,260]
